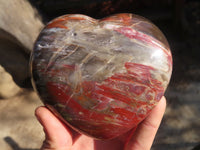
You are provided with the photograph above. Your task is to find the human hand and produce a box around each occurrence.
[35,97,166,150]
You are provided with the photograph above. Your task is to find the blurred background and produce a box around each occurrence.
[0,0,199,149]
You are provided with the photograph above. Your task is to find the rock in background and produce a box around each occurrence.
[0,65,21,99]
[0,0,44,88]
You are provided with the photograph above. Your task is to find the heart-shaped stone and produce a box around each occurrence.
[31,13,172,140]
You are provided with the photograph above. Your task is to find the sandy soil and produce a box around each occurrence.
[0,91,44,150]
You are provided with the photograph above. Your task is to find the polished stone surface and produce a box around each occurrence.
[31,13,172,139]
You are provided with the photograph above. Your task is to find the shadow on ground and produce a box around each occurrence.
[4,137,39,150]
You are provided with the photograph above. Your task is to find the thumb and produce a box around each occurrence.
[35,106,73,150]
[124,97,166,150]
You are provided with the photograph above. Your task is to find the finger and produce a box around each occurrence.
[35,106,73,150]
[125,97,166,150]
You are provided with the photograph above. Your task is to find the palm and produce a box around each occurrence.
[64,127,136,150]
[67,133,130,150]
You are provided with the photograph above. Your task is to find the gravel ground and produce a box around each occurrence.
[153,83,200,150]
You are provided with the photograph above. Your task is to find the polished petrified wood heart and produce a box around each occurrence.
[31,13,172,140]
